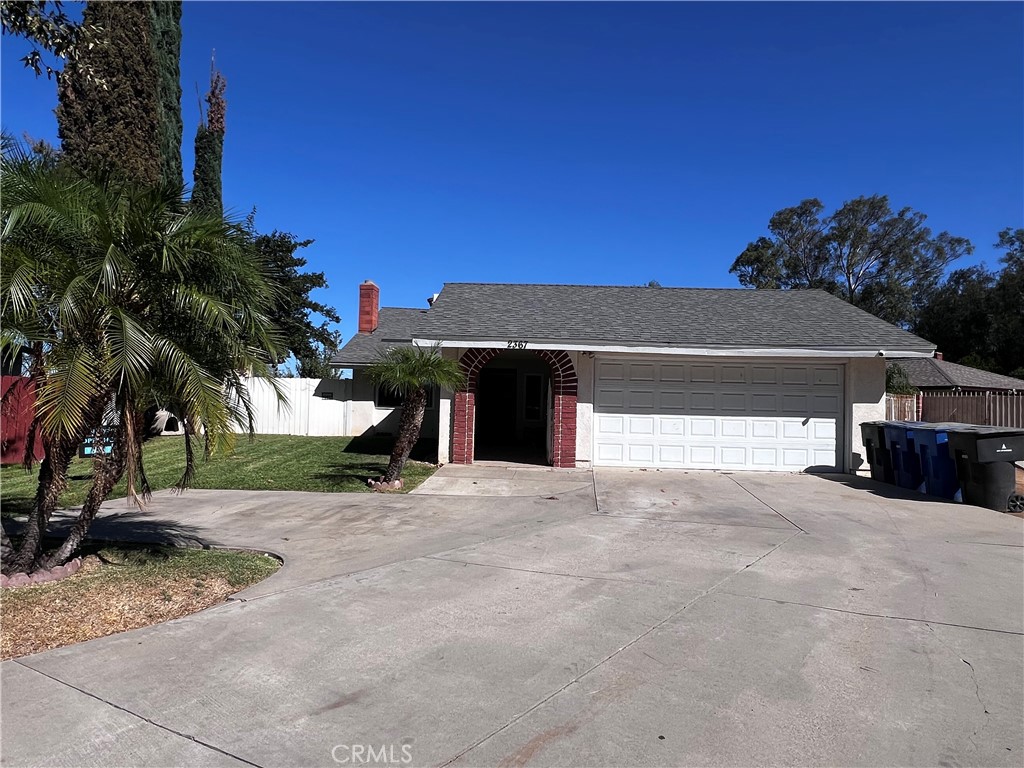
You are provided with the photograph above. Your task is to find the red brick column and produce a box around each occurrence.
[536,350,578,469]
[450,348,577,468]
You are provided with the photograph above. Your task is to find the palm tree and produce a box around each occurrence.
[1,142,281,574]
[368,345,465,485]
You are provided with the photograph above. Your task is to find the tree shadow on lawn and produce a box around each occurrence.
[342,434,437,464]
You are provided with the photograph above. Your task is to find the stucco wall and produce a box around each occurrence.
[349,370,440,440]
[846,357,887,474]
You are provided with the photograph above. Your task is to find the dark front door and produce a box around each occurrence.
[476,368,517,451]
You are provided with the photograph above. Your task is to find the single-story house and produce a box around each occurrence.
[887,356,1024,392]
[331,280,937,474]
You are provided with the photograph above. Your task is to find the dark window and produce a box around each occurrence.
[376,386,404,408]
[375,386,438,410]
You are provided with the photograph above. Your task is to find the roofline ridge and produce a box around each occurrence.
[439,282,827,293]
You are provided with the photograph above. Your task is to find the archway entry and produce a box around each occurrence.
[452,349,577,468]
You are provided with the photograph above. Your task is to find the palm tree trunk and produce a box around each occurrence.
[43,428,127,569]
[382,388,428,484]
[4,438,74,574]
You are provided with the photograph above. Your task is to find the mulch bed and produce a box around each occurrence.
[1,549,279,660]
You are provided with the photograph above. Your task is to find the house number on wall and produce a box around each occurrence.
[507,340,528,349]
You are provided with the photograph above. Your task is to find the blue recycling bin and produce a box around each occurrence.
[884,421,926,492]
[914,424,960,500]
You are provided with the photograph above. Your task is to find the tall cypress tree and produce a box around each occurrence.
[151,1,183,189]
[191,61,226,216]
[55,1,162,186]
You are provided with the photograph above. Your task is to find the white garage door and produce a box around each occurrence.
[593,359,843,471]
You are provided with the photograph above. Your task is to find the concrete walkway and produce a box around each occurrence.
[2,470,1022,767]
[411,462,594,498]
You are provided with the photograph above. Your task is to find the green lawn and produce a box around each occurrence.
[0,434,437,517]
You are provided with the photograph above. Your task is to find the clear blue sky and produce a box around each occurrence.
[3,2,1022,345]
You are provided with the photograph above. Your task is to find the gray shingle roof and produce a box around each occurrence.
[889,357,1024,391]
[414,283,935,352]
[330,308,427,366]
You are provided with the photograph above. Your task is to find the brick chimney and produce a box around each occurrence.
[935,351,944,361]
[358,280,379,334]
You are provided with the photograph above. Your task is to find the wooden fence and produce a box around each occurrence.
[919,391,1024,428]
[885,394,917,421]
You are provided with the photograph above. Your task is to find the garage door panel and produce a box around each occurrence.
[628,390,655,409]
[594,359,842,472]
[690,446,717,465]
[598,363,625,380]
[597,388,625,409]
[813,394,841,414]
[721,419,747,438]
[814,367,840,386]
[782,421,808,439]
[782,367,809,385]
[690,365,716,383]
[658,445,685,464]
[627,416,655,435]
[691,392,716,410]
[720,392,746,411]
[659,390,687,410]
[751,447,780,467]
[597,415,624,435]
[659,418,685,436]
[660,365,686,382]
[720,446,747,466]
[813,420,836,440]
[595,443,624,463]
[690,418,716,437]
[721,365,747,384]
[627,444,655,463]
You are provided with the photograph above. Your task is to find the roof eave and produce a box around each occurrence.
[412,337,935,358]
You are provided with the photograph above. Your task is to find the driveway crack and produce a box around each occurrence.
[13,661,263,768]
[724,475,805,532]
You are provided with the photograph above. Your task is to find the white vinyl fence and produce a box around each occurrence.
[236,377,353,436]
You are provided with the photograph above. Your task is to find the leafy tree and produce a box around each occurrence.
[730,196,973,326]
[151,1,182,189]
[5,1,184,187]
[368,346,465,484]
[912,228,1023,377]
[297,331,343,379]
[914,265,997,370]
[54,0,162,185]
[990,228,1024,378]
[885,363,917,395]
[0,146,281,575]
[247,228,342,373]
[191,59,226,215]
[0,0,93,80]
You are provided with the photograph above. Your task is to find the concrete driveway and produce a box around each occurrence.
[2,468,1022,767]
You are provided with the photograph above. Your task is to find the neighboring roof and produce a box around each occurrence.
[330,308,427,367]
[888,357,1024,391]
[414,283,935,353]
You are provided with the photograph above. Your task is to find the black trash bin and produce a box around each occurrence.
[947,426,1024,512]
[860,421,895,484]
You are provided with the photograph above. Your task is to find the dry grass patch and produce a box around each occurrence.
[1,543,280,660]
